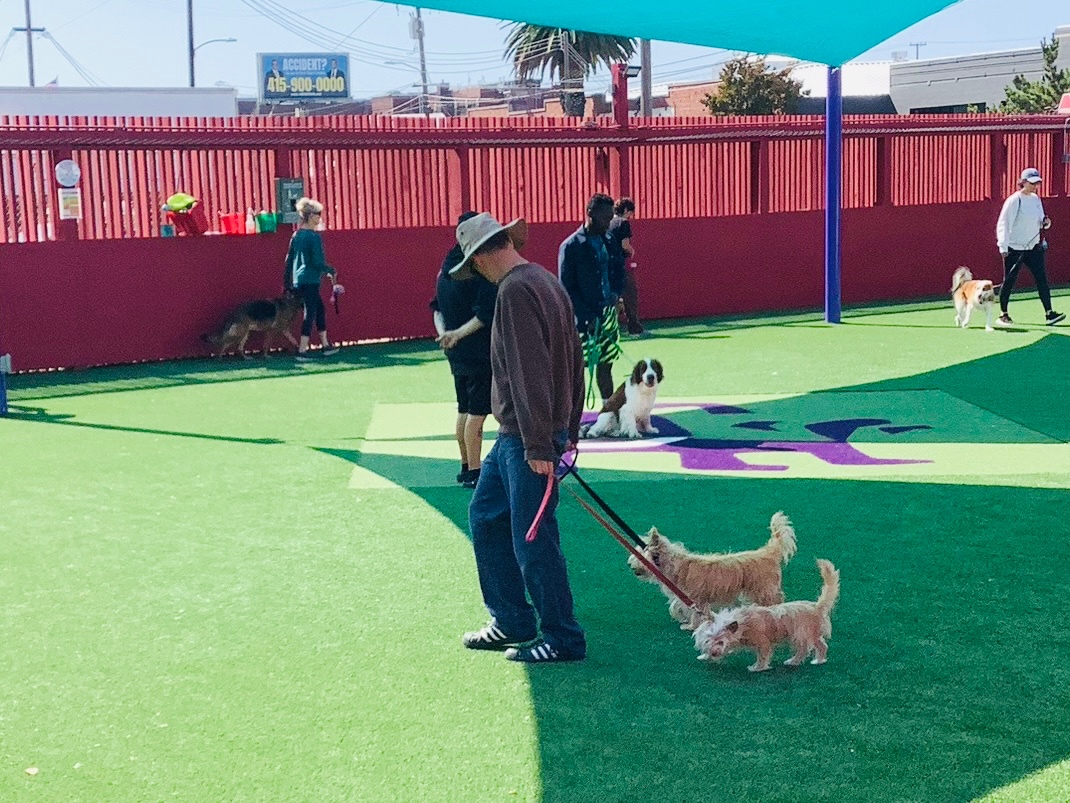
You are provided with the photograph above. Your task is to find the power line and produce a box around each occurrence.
[41,31,108,86]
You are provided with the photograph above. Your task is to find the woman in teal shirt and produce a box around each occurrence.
[284,197,340,360]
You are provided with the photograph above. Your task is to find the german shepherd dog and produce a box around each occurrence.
[202,291,302,358]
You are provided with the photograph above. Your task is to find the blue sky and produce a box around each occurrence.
[0,0,1065,98]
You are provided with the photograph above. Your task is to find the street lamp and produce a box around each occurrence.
[190,37,237,87]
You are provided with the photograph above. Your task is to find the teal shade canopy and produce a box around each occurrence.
[392,0,963,67]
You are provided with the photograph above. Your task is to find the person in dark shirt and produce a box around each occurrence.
[431,211,498,488]
[450,212,587,664]
[283,197,339,361]
[608,197,646,336]
[558,193,626,404]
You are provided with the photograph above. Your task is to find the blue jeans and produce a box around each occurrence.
[469,433,586,657]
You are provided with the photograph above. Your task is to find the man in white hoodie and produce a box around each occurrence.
[995,167,1064,326]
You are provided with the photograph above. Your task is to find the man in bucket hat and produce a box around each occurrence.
[450,212,587,663]
[995,167,1065,326]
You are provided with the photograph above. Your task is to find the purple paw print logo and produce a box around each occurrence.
[579,403,933,472]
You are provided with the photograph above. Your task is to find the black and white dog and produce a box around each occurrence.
[580,358,664,439]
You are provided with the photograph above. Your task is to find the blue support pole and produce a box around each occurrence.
[824,65,843,324]
[0,354,9,416]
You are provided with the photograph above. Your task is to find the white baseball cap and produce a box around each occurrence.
[1020,167,1043,184]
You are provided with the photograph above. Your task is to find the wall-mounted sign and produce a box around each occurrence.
[55,159,81,187]
[258,53,350,102]
[275,177,306,225]
[58,187,83,220]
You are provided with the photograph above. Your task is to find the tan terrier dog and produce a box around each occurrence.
[693,559,840,672]
[628,512,797,630]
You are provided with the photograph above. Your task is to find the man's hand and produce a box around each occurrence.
[528,459,555,475]
[1000,249,1008,257]
[1043,216,1052,230]
[436,330,461,350]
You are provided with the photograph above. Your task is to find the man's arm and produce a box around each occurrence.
[498,284,556,463]
[437,315,483,350]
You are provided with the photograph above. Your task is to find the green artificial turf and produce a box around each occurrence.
[2,294,1068,801]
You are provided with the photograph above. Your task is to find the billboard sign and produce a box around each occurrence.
[258,53,350,101]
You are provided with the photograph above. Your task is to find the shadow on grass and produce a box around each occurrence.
[6,338,444,401]
[846,332,1070,442]
[319,335,1070,800]
[5,404,285,445]
[322,444,1070,802]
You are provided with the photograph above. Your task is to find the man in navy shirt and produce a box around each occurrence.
[559,194,626,404]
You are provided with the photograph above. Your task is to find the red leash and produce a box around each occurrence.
[560,482,697,610]
[521,453,698,615]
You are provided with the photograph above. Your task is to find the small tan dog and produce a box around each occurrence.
[693,559,839,672]
[628,512,797,630]
[951,267,996,331]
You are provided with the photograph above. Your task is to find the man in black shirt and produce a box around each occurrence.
[608,197,646,336]
[431,212,498,488]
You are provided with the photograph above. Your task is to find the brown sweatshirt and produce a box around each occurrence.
[490,263,585,462]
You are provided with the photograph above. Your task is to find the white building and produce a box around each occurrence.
[0,87,238,118]
[889,25,1070,113]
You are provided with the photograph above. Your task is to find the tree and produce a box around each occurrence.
[703,55,808,116]
[504,25,636,116]
[999,35,1070,114]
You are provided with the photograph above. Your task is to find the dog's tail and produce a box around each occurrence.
[815,559,840,618]
[766,511,797,564]
[951,266,973,294]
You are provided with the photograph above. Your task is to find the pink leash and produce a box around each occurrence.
[525,472,556,543]
[524,448,576,543]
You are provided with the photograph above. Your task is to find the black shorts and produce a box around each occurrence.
[454,371,492,416]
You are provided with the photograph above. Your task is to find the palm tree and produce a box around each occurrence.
[503,25,636,116]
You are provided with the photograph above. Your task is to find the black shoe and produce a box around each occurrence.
[462,622,532,651]
[997,313,1013,327]
[461,469,481,489]
[1045,311,1066,326]
[321,346,340,356]
[456,466,469,484]
[504,638,585,663]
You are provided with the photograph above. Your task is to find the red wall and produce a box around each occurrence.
[2,199,1067,372]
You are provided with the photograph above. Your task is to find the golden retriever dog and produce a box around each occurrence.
[951,267,996,331]
[202,291,302,358]
[628,512,798,630]
[693,559,839,672]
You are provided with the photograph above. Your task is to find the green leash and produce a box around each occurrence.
[581,306,624,409]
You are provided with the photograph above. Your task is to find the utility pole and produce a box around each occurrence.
[909,41,926,60]
[187,0,195,87]
[639,38,652,118]
[414,8,429,115]
[560,29,582,114]
[23,0,35,86]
